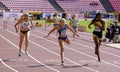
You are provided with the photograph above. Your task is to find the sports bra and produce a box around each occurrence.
[58,24,67,36]
[71,19,78,26]
[20,21,31,31]
[21,21,30,28]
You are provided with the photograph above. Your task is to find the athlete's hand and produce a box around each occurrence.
[15,29,18,33]
[88,25,91,29]
[31,26,35,30]
[76,34,80,37]
[30,24,35,30]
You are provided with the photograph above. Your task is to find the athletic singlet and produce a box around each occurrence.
[94,26,102,32]
[58,24,67,37]
[53,16,60,24]
[71,19,78,27]
[20,21,31,31]
[94,21,102,32]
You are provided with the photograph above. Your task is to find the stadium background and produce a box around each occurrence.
[0,0,120,72]
[0,0,120,34]
[0,0,119,19]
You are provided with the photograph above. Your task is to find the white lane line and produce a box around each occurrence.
[32,30,120,69]
[8,24,120,57]
[0,58,18,72]
[72,40,120,57]
[29,41,99,72]
[40,25,120,50]
[36,29,120,58]
[6,25,99,72]
[0,34,60,72]
[7,25,120,58]
[66,31,120,58]
[0,65,25,68]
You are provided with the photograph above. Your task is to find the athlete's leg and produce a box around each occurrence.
[58,39,64,64]
[64,38,70,45]
[18,32,25,57]
[72,27,76,41]
[98,38,102,46]
[93,35,99,54]
[24,31,30,55]
[93,35,101,61]
[97,38,102,61]
[75,28,77,33]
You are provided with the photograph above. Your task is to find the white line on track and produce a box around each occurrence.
[5,25,99,72]
[0,58,18,72]
[0,65,25,68]
[36,29,120,58]
[65,31,120,58]
[0,32,60,72]
[32,30,120,69]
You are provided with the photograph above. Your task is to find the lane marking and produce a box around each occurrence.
[36,29,120,58]
[7,25,120,69]
[0,58,18,72]
[31,30,120,69]
[0,32,60,72]
[5,25,99,72]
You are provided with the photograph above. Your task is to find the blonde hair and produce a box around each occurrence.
[59,18,66,23]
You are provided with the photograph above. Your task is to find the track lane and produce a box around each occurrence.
[1,22,120,72]
[30,27,120,71]
[6,25,98,72]
[0,29,60,72]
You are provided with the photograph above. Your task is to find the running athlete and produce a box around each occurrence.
[45,16,51,30]
[14,13,33,57]
[88,13,105,62]
[52,13,61,36]
[46,18,79,65]
[53,13,61,26]
[69,14,79,41]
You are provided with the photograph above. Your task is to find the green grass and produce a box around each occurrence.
[32,19,120,35]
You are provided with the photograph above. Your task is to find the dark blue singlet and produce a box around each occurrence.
[58,24,67,41]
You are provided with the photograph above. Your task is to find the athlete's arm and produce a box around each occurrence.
[14,18,22,32]
[69,21,72,26]
[88,19,94,29]
[101,20,105,31]
[67,25,79,37]
[47,26,58,37]
[29,18,33,28]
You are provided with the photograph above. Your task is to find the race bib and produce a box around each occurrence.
[94,26,101,32]
[61,30,66,37]
[20,22,30,31]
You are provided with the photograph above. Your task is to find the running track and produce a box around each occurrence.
[0,20,120,72]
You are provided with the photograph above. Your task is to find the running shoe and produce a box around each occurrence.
[61,61,64,66]
[25,50,28,55]
[18,51,21,57]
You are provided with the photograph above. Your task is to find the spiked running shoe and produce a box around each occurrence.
[18,51,21,57]
[25,50,28,55]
